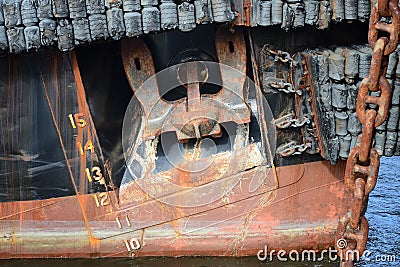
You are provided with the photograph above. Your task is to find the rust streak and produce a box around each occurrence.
[302,53,326,157]
[37,57,98,242]
[71,52,114,198]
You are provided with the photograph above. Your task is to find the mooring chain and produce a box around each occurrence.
[335,0,399,266]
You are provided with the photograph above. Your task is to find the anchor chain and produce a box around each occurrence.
[335,0,399,266]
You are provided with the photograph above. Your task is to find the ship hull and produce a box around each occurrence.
[0,160,351,258]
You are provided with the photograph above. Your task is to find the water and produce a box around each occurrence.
[1,157,399,267]
[357,157,400,266]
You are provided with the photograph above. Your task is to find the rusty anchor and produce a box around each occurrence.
[121,26,251,143]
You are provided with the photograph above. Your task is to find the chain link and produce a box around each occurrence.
[275,114,311,129]
[369,0,400,55]
[336,0,399,266]
[267,79,303,95]
[276,141,312,157]
[263,46,299,69]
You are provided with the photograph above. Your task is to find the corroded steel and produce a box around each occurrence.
[356,44,391,127]
[0,161,351,258]
[122,26,250,142]
[0,0,398,261]
[344,147,379,195]
[335,216,369,261]
[300,52,327,157]
[369,0,399,55]
[336,0,399,266]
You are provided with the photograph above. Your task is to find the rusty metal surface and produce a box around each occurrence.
[335,0,399,266]
[0,160,351,258]
[356,40,392,128]
[121,26,251,142]
[0,4,395,262]
[300,52,326,158]
[369,0,399,55]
